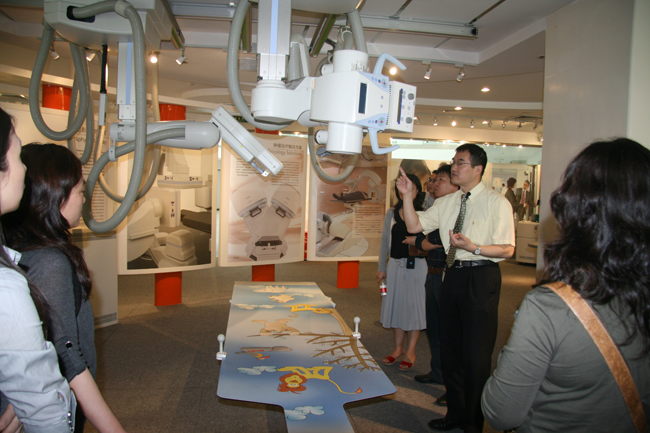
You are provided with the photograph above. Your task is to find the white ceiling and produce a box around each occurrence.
[0,0,576,132]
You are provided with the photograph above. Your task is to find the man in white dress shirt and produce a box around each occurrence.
[396,143,515,433]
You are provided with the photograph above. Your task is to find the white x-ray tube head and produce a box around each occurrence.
[210,107,283,177]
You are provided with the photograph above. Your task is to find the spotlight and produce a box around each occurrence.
[481,87,490,92]
[389,66,397,75]
[533,123,538,130]
[424,63,431,80]
[433,116,438,126]
[150,52,159,64]
[502,121,506,129]
[414,115,419,124]
[482,119,488,124]
[176,49,186,65]
[488,120,492,128]
[454,106,462,111]
[517,122,522,129]
[451,118,457,127]
[470,119,475,128]
[456,67,465,82]
[86,50,96,62]
[50,44,59,60]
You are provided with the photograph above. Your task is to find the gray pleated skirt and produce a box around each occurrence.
[380,257,427,330]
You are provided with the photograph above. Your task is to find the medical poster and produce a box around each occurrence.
[307,146,390,261]
[117,143,218,274]
[218,134,307,267]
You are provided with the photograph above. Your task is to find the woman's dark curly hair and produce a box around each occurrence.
[3,143,92,298]
[541,138,650,355]
[394,173,423,213]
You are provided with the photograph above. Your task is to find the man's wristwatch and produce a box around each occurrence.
[473,246,481,255]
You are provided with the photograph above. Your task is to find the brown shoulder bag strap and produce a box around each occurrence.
[546,281,647,433]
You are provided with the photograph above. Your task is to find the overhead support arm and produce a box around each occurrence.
[241,5,253,53]
[309,14,338,57]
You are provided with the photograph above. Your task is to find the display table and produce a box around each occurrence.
[217,282,396,433]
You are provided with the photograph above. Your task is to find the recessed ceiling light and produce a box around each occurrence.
[454,106,462,111]
[481,87,490,92]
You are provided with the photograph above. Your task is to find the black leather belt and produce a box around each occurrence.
[452,260,495,268]
[428,267,444,274]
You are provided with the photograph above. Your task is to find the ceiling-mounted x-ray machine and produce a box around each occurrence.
[30,0,417,233]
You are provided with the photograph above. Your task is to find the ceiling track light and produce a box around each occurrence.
[470,119,475,128]
[488,120,492,128]
[517,122,522,129]
[533,123,538,130]
[414,115,419,124]
[86,50,96,62]
[451,118,457,127]
[433,116,438,126]
[424,63,432,80]
[176,49,186,65]
[502,121,506,129]
[456,67,465,82]
[150,51,159,64]
[50,43,59,60]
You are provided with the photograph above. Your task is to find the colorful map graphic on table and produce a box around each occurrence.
[217,282,396,433]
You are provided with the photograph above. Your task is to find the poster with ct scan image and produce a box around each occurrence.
[219,134,307,267]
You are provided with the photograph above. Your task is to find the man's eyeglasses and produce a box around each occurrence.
[450,160,471,167]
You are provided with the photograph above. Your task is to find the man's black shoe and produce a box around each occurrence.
[428,417,461,431]
[415,374,442,384]
[434,393,447,406]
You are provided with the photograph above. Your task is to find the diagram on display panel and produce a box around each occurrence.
[231,182,301,261]
[217,282,396,433]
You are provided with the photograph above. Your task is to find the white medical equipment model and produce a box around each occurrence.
[231,183,301,261]
[35,0,417,233]
[234,0,417,158]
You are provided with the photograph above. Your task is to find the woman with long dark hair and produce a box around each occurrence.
[482,138,650,432]
[3,143,126,433]
[0,108,75,432]
[376,173,427,370]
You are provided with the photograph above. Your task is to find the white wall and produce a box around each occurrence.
[537,0,648,278]
[627,0,650,142]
